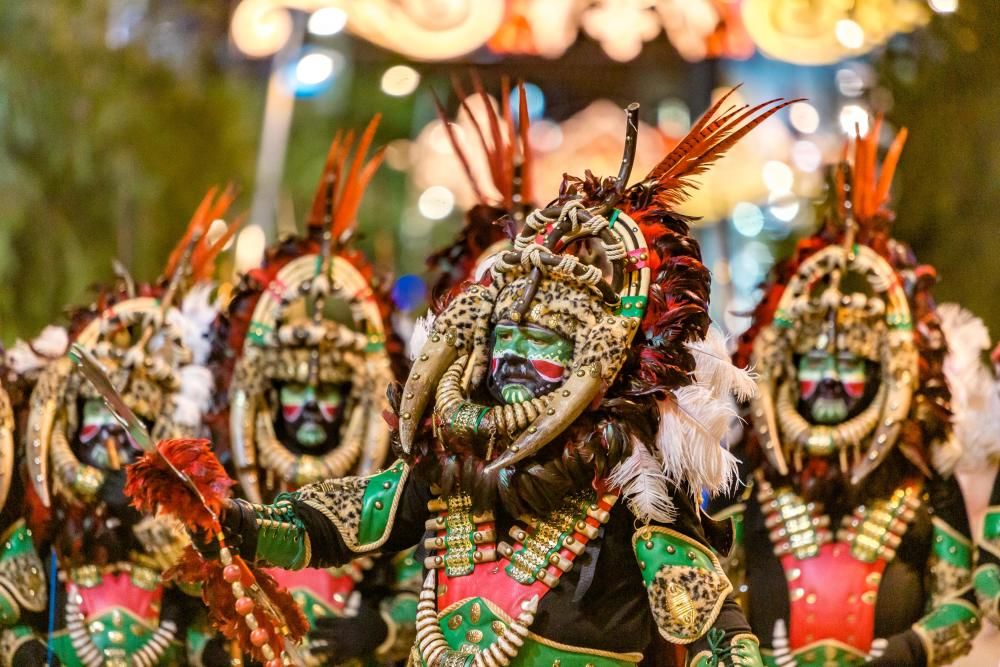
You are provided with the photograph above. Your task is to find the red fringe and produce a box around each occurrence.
[125,438,234,538]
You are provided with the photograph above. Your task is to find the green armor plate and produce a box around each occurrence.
[436,597,641,666]
[0,519,45,624]
[359,461,407,545]
[761,641,866,667]
[633,526,732,644]
[49,608,182,667]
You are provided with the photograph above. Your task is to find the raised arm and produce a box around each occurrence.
[223,461,431,569]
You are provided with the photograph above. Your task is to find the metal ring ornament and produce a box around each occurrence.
[749,243,917,481]
[230,253,393,502]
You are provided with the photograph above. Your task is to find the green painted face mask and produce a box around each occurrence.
[488,322,573,405]
[797,350,869,425]
[278,382,344,448]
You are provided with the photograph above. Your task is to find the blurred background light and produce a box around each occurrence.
[510,82,546,120]
[762,160,794,193]
[835,19,865,50]
[380,64,420,96]
[528,119,564,152]
[296,51,334,85]
[839,104,870,136]
[732,202,764,237]
[768,192,800,222]
[836,67,866,97]
[657,97,691,136]
[391,274,428,311]
[230,0,292,58]
[929,0,958,13]
[791,140,822,173]
[418,185,455,220]
[789,101,819,134]
[307,6,347,36]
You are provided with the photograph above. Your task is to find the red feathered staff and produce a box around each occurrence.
[69,345,307,666]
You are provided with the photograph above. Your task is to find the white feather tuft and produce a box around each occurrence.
[173,364,214,429]
[5,325,69,374]
[938,304,1000,471]
[687,325,757,402]
[657,387,740,496]
[408,313,436,360]
[172,283,217,365]
[609,326,752,510]
[608,439,676,524]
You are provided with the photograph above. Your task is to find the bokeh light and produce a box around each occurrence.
[762,160,794,193]
[839,104,870,136]
[732,202,764,237]
[308,7,347,36]
[789,102,820,134]
[381,65,420,97]
[835,19,865,50]
[418,186,455,220]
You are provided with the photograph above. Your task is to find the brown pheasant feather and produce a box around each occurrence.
[640,88,802,209]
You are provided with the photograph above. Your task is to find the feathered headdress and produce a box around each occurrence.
[737,116,952,485]
[223,117,399,502]
[25,188,238,508]
[400,89,794,521]
[426,75,533,305]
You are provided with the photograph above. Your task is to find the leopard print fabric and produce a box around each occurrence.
[646,564,733,644]
[296,475,370,550]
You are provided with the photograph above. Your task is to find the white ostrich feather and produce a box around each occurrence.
[173,365,214,429]
[166,283,218,431]
[408,313,436,360]
[171,283,217,365]
[5,325,69,374]
[657,386,740,496]
[938,303,1000,471]
[687,325,757,402]
[611,327,753,514]
[608,439,676,524]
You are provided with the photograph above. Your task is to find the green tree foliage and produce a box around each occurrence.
[0,1,262,343]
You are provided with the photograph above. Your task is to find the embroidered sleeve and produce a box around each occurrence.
[974,504,1000,624]
[927,517,974,607]
[911,598,981,666]
[0,520,45,626]
[909,484,981,666]
[633,526,733,644]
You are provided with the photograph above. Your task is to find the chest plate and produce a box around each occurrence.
[757,476,921,656]
[413,489,639,666]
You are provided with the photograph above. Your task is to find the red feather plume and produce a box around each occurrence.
[126,438,308,661]
[126,438,234,537]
